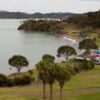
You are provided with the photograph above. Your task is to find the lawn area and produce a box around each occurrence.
[59,91,100,100]
[75,92,100,100]
[0,65,100,100]
[0,94,38,100]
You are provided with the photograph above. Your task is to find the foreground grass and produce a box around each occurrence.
[1,91,100,100]
[75,92,100,100]
[59,92,100,100]
[0,65,100,100]
[0,94,38,100]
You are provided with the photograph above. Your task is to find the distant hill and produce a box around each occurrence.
[66,10,100,28]
[0,11,75,19]
[0,10,8,13]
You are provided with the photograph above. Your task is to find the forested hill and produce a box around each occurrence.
[0,11,75,19]
[65,10,100,28]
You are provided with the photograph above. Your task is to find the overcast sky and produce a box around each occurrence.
[0,0,100,13]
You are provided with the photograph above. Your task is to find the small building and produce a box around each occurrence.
[93,57,100,64]
[90,50,100,64]
[72,31,80,36]
[91,50,100,54]
[73,57,90,63]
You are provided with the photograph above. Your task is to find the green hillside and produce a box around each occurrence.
[1,65,100,100]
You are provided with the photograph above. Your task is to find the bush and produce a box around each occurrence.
[14,77,21,86]
[14,75,33,86]
[0,74,7,86]
[89,60,95,69]
[28,70,33,76]
[66,66,75,75]
[20,75,32,85]
[73,66,81,73]
[7,79,15,87]
[73,63,82,73]
[61,61,66,63]
[32,77,35,82]
[81,59,93,71]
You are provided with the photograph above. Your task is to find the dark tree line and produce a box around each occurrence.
[66,10,100,28]
[18,20,65,32]
[0,11,74,19]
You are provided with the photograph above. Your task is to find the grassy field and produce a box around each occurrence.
[0,65,100,100]
[74,92,100,100]
[0,94,38,100]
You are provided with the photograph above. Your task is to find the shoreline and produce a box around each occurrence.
[64,33,82,42]
[53,30,81,43]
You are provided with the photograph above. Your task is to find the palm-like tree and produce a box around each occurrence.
[46,62,57,99]
[36,61,48,99]
[56,67,71,100]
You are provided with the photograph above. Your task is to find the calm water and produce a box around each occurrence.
[0,19,80,75]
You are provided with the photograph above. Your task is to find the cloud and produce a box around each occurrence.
[0,0,99,13]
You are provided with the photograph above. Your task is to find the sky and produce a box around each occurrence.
[0,0,100,13]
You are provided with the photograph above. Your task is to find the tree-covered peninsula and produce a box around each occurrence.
[18,20,67,34]
[18,10,100,35]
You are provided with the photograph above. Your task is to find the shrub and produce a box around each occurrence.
[61,61,66,63]
[81,59,93,71]
[73,66,81,73]
[66,66,75,75]
[14,75,33,86]
[28,70,33,76]
[32,77,35,82]
[7,79,15,87]
[73,63,82,73]
[0,74,7,86]
[87,63,92,70]
[89,60,95,69]
[20,75,32,85]
[14,77,21,86]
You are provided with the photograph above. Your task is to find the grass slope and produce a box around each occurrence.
[0,94,38,100]
[76,92,100,100]
[0,65,100,100]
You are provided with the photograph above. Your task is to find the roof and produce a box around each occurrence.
[91,50,100,53]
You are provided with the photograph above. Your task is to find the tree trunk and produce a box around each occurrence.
[60,87,63,100]
[50,84,53,99]
[17,66,21,74]
[66,55,69,61]
[43,82,46,99]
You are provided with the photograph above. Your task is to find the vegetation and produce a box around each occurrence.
[6,78,15,87]
[80,26,95,36]
[36,60,48,99]
[42,54,55,63]
[36,61,59,99]
[81,59,93,71]
[79,39,98,54]
[0,94,36,100]
[66,10,100,28]
[57,45,77,61]
[0,74,7,86]
[0,9,100,100]
[18,20,66,32]
[8,55,29,73]
[28,70,34,76]
[0,44,96,100]
[0,11,74,19]
[0,65,100,100]
[0,74,33,87]
[56,67,70,100]
[35,51,95,100]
